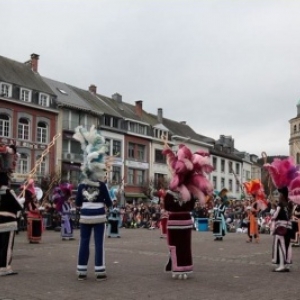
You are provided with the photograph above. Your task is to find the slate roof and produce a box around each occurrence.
[0,55,54,95]
[42,77,95,112]
[210,148,244,161]
[127,106,215,145]
[109,101,211,144]
[67,85,123,117]
[194,133,215,145]
[96,95,136,119]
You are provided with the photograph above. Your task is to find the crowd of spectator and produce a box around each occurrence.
[16,196,273,234]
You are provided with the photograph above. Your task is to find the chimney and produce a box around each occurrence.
[112,93,122,102]
[157,108,163,123]
[180,121,186,125]
[30,53,39,73]
[135,100,143,118]
[89,84,97,94]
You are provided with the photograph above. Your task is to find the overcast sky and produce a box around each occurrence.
[1,0,300,157]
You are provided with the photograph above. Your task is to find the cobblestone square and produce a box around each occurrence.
[1,229,299,300]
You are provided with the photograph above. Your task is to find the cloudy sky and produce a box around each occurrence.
[1,0,300,157]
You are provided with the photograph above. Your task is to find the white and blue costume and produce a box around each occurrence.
[73,125,112,281]
[212,191,228,241]
[76,181,112,277]
[107,205,121,238]
[107,187,121,237]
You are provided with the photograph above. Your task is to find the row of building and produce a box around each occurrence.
[0,53,262,202]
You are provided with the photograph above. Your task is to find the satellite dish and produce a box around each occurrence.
[35,187,43,201]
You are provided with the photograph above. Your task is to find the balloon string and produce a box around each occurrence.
[18,133,61,199]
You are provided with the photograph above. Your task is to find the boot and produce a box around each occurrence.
[273,248,289,272]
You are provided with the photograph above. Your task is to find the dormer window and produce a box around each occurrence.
[20,88,32,102]
[129,122,135,132]
[128,121,147,135]
[0,82,12,97]
[104,116,111,126]
[112,117,118,128]
[39,93,50,107]
[137,124,146,135]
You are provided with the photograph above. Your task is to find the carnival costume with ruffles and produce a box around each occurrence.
[162,142,214,279]
[243,179,268,244]
[53,183,74,240]
[263,157,300,272]
[23,179,43,244]
[73,125,112,281]
[212,188,228,241]
[107,187,121,238]
[0,144,23,276]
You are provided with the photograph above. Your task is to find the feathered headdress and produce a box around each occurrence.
[243,179,268,210]
[60,182,73,197]
[288,177,300,204]
[52,183,73,212]
[0,144,18,176]
[73,125,109,182]
[243,179,263,195]
[163,143,214,203]
[263,156,300,204]
[263,157,299,189]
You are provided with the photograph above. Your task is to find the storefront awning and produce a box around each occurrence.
[124,193,147,199]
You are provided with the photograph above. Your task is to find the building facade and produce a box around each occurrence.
[0,54,58,188]
[0,52,262,202]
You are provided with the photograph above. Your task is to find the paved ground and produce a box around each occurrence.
[1,228,300,300]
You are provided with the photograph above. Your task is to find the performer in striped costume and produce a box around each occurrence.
[0,144,23,276]
[73,125,112,281]
[162,140,214,279]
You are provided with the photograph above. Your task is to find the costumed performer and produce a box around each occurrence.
[53,183,75,241]
[243,179,267,243]
[162,139,214,279]
[264,156,297,272]
[23,179,43,244]
[157,189,168,239]
[291,204,300,247]
[73,125,112,281]
[107,188,121,238]
[212,188,228,241]
[0,144,23,276]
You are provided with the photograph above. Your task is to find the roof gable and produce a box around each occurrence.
[0,55,54,95]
